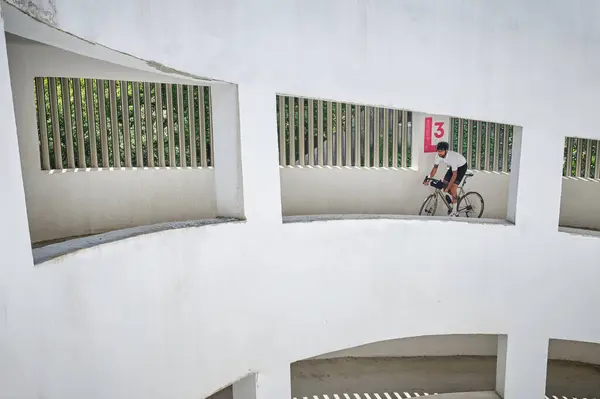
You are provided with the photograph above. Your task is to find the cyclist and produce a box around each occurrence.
[423,141,468,217]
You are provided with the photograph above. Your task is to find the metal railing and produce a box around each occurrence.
[564,137,599,179]
[449,118,514,173]
[34,77,213,170]
[450,121,599,179]
[276,95,412,168]
[35,80,595,179]
[275,97,520,173]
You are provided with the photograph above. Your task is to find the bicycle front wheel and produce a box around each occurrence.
[457,192,484,218]
[419,194,438,216]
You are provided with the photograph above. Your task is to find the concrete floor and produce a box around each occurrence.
[292,357,496,396]
[208,356,600,399]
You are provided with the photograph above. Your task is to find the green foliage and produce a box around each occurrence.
[35,83,597,178]
[563,138,598,178]
[450,119,513,172]
[276,98,597,177]
[34,77,212,170]
[276,95,412,167]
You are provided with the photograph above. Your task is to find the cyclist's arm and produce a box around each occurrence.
[429,165,438,178]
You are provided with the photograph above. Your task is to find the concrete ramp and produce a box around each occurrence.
[431,392,499,399]
[288,392,500,399]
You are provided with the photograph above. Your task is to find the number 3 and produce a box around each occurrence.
[434,122,444,138]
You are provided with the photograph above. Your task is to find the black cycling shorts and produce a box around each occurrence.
[444,163,468,185]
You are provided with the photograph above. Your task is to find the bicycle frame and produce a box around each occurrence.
[433,187,466,213]
[423,176,471,215]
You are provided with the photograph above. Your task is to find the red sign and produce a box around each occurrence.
[424,117,446,153]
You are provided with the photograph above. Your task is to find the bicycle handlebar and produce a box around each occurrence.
[423,176,440,184]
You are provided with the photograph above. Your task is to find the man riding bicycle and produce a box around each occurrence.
[423,141,468,217]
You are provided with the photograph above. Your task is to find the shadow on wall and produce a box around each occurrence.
[547,339,600,398]
[559,178,600,232]
[208,386,234,399]
[207,336,600,399]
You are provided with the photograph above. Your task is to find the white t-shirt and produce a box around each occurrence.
[434,151,467,171]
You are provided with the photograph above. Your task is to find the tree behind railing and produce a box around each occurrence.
[275,95,598,179]
[34,77,213,170]
[34,83,598,179]
[275,95,412,168]
[563,137,599,179]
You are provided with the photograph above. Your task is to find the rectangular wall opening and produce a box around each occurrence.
[558,136,600,236]
[8,34,219,250]
[546,339,600,398]
[34,77,214,171]
[276,93,522,224]
[292,334,499,398]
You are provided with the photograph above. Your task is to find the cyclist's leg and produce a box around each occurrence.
[442,168,453,196]
[441,168,458,215]
[442,167,452,186]
[451,165,467,214]
[453,164,467,189]
[446,183,458,215]
[449,182,459,205]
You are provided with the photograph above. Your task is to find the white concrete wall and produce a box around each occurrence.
[281,168,509,219]
[281,168,600,228]
[7,35,600,242]
[3,1,600,399]
[6,37,217,243]
[3,220,600,399]
[26,169,216,242]
[6,0,599,137]
[559,177,600,230]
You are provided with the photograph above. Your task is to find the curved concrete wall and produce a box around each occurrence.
[3,220,600,399]
[5,38,218,243]
[2,1,600,399]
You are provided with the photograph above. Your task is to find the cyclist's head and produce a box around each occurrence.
[436,141,449,157]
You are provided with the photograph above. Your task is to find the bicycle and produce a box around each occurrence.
[419,173,485,218]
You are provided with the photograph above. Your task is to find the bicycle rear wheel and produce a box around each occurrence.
[419,194,438,216]
[457,192,484,218]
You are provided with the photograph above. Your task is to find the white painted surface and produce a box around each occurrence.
[6,37,217,243]
[496,334,549,399]
[237,83,283,225]
[0,6,36,397]
[7,0,600,140]
[559,178,600,229]
[3,219,600,399]
[2,2,600,399]
[280,167,600,230]
[280,168,509,219]
[25,168,216,242]
[0,17,32,262]
[212,84,244,218]
[233,375,258,399]
[233,368,291,399]
[506,126,522,224]
[7,37,600,241]
[1,5,217,84]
